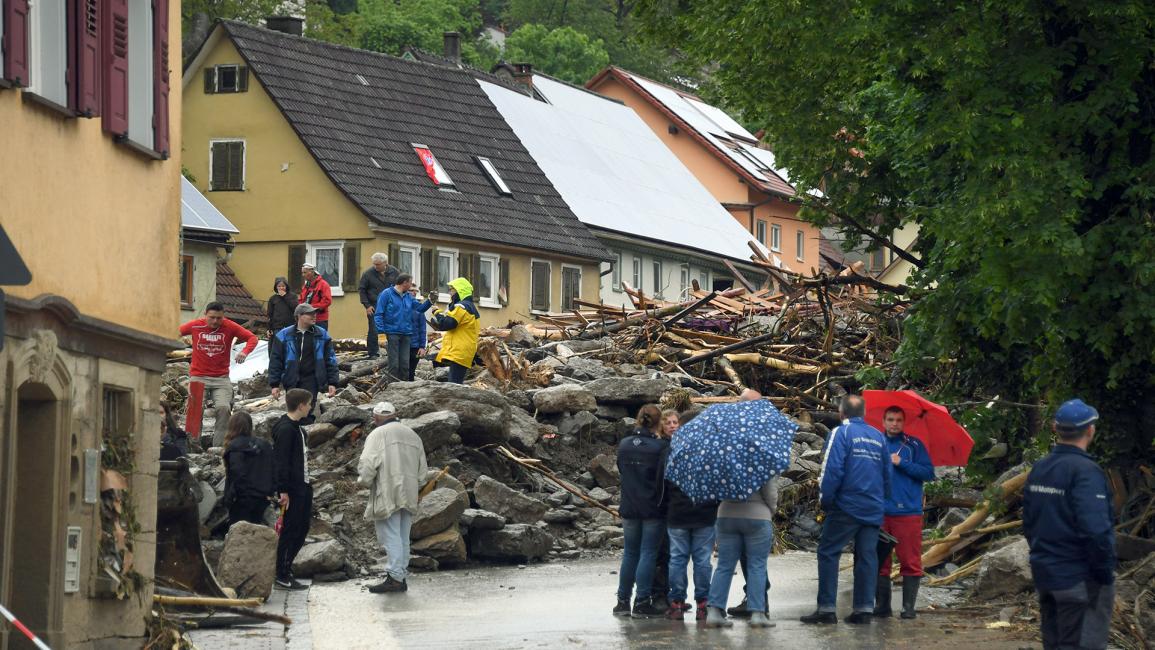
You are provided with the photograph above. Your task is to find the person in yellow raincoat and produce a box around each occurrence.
[429,277,481,383]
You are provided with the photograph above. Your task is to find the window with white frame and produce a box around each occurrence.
[561,265,582,310]
[210,140,245,191]
[475,156,512,195]
[698,270,710,291]
[679,265,689,298]
[477,253,500,307]
[611,251,622,291]
[796,230,805,261]
[436,248,458,300]
[770,224,781,251]
[306,241,345,296]
[631,257,642,291]
[127,0,155,148]
[28,0,68,107]
[755,220,767,245]
[652,260,662,297]
[397,242,421,280]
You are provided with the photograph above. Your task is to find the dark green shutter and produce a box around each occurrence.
[342,243,360,292]
[459,253,475,287]
[531,261,551,311]
[238,66,249,92]
[288,244,306,292]
[388,243,400,270]
[499,258,510,306]
[228,142,244,190]
[203,67,215,94]
[420,247,435,292]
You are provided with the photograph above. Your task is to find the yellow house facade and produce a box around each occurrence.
[183,22,608,341]
[0,0,181,647]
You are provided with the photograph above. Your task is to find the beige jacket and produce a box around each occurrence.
[357,421,428,521]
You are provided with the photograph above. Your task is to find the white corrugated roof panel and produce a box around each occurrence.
[181,176,239,233]
[480,76,757,262]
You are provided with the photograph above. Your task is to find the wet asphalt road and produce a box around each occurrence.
[308,552,1033,650]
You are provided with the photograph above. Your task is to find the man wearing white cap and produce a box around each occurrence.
[299,262,333,330]
[357,401,428,593]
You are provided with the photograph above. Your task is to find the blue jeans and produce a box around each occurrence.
[374,509,413,581]
[618,518,665,602]
[668,526,715,602]
[385,333,411,381]
[708,518,773,613]
[817,509,880,613]
[446,360,469,384]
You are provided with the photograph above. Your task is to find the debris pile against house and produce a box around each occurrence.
[161,268,910,582]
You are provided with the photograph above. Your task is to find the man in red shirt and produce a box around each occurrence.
[179,302,259,446]
[299,262,333,330]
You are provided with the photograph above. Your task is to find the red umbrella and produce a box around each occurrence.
[863,390,974,467]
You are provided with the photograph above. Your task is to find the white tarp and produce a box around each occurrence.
[229,340,269,381]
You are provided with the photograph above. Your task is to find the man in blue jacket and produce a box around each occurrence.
[375,274,417,383]
[1023,399,1115,650]
[268,304,339,424]
[802,394,890,625]
[873,406,934,619]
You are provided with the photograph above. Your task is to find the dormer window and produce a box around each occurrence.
[475,156,512,195]
[204,64,249,94]
[413,144,455,187]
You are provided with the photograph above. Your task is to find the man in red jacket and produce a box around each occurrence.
[179,302,259,446]
[299,262,333,330]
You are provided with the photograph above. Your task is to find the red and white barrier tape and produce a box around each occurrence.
[0,603,52,650]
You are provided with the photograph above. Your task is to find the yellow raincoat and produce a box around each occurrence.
[433,277,481,367]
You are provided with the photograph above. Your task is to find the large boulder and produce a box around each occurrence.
[473,475,548,524]
[507,408,547,452]
[532,385,597,415]
[316,404,373,428]
[252,410,286,440]
[217,522,277,600]
[403,410,460,452]
[507,324,536,347]
[422,469,470,509]
[556,357,613,381]
[974,537,1033,599]
[411,488,467,540]
[411,526,467,565]
[588,454,620,488]
[556,411,600,438]
[584,378,666,407]
[304,423,339,448]
[472,524,555,562]
[292,539,346,577]
[460,508,506,530]
[377,381,510,446]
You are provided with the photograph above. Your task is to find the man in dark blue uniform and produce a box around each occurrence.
[1023,399,1116,650]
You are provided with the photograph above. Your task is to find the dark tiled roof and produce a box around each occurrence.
[222,22,610,261]
[402,47,536,98]
[216,260,264,325]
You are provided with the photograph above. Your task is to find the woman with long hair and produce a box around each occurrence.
[222,411,276,526]
[613,404,669,618]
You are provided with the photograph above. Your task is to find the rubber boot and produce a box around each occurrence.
[872,576,892,617]
[901,575,920,619]
[749,612,776,628]
[705,606,733,628]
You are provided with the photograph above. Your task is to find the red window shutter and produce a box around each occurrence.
[101,0,129,136]
[69,0,101,116]
[2,0,30,86]
[152,0,170,156]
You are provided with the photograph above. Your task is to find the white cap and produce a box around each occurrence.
[372,402,396,416]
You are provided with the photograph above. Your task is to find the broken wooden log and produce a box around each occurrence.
[920,468,1030,569]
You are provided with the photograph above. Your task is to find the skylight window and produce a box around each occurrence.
[412,144,455,187]
[475,156,512,195]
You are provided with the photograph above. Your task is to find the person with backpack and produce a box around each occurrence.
[222,411,275,527]
[614,404,669,619]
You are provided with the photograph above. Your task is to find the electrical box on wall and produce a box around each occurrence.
[65,527,82,593]
[84,449,100,504]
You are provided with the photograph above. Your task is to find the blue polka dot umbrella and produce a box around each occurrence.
[666,400,796,503]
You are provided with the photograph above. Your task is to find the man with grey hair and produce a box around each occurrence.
[802,394,890,625]
[1023,399,1115,650]
[358,252,399,359]
[358,401,427,594]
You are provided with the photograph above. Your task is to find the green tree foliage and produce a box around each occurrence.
[504,24,609,83]
[636,0,1155,463]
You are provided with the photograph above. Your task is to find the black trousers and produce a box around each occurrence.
[276,484,313,579]
[408,348,420,381]
[366,314,380,357]
[229,496,270,527]
[652,529,670,603]
[1039,580,1113,650]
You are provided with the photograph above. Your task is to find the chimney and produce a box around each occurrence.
[443,32,461,66]
[266,15,304,36]
[511,63,533,89]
